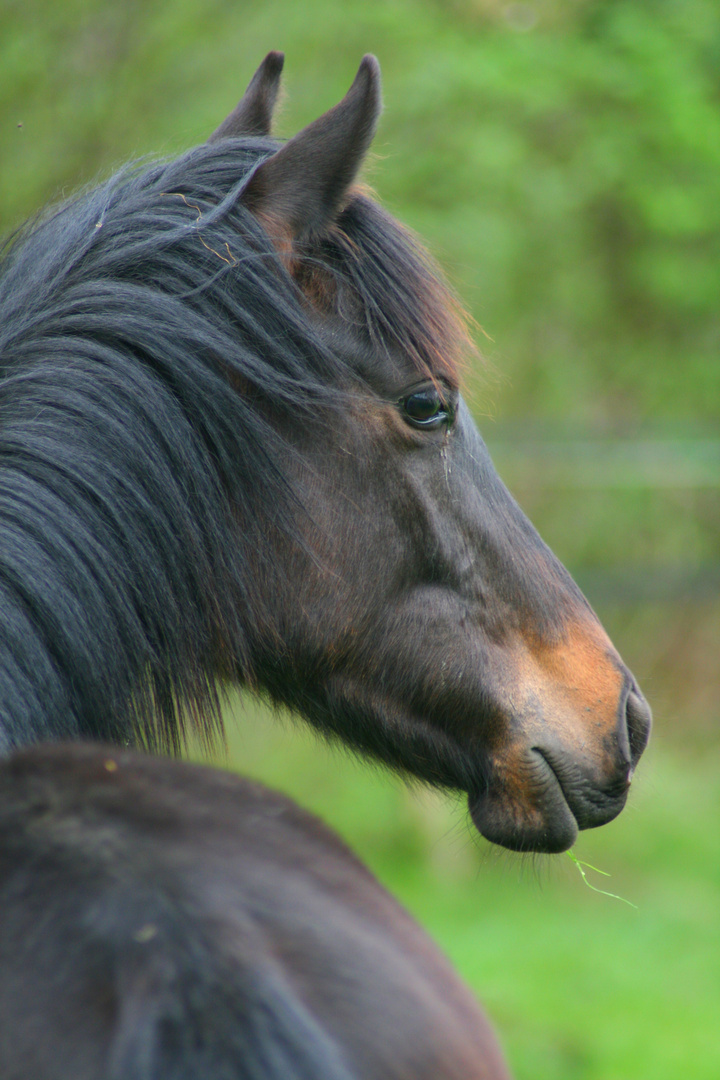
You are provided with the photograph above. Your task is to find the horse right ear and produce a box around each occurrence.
[240,55,382,244]
[208,51,285,142]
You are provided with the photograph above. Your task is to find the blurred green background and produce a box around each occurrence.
[2,1,718,1077]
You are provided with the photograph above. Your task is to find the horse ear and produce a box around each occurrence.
[208,51,285,142]
[241,55,382,242]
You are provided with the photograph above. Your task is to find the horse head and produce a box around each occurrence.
[206,55,652,853]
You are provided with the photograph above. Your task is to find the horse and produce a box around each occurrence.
[0,741,511,1080]
[0,52,651,854]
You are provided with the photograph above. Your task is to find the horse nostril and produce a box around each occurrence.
[625,685,652,765]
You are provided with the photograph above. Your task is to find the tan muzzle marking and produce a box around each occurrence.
[498,615,627,764]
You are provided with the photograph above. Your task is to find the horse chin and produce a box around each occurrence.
[467,778,580,855]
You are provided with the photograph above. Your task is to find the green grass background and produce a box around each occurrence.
[2,1,719,1077]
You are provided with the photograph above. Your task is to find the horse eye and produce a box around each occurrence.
[401,387,450,429]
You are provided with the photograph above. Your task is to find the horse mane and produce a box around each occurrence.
[0,136,468,753]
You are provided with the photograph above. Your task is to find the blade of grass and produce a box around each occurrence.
[567,850,638,909]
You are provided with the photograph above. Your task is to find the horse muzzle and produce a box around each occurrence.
[468,679,652,854]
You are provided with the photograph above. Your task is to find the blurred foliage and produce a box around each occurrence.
[378,0,720,428]
[2,3,719,1078]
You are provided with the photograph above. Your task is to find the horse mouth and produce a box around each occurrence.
[467,748,630,855]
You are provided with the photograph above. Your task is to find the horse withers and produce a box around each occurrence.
[0,54,650,852]
[0,742,511,1080]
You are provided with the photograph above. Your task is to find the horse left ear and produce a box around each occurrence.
[208,51,285,142]
[241,55,382,242]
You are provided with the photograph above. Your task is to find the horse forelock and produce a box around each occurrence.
[314,190,471,387]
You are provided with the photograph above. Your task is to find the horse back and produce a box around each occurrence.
[0,744,510,1079]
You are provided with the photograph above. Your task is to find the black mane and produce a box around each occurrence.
[0,137,464,753]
